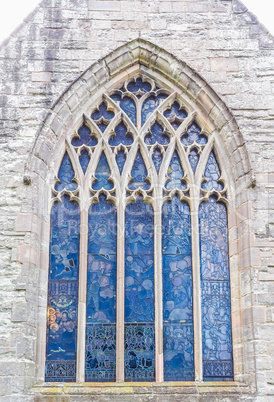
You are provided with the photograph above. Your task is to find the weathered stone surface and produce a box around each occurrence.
[0,0,273,400]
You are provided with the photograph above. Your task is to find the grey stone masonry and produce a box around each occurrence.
[0,0,273,400]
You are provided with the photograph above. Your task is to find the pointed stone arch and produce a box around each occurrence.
[23,39,256,393]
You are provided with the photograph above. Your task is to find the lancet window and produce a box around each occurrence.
[45,74,233,383]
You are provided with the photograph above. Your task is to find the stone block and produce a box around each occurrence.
[243,306,266,325]
[31,72,52,82]
[11,302,28,322]
[210,57,239,72]
[88,0,121,11]
[15,213,32,232]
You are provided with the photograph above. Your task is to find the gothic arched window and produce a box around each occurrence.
[45,74,233,383]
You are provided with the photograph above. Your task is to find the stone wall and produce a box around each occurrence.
[0,0,273,400]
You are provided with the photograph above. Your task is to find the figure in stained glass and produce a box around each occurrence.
[46,197,80,382]
[162,197,194,381]
[125,199,155,381]
[199,197,233,381]
[85,195,117,381]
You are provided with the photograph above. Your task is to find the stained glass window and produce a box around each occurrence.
[46,74,234,383]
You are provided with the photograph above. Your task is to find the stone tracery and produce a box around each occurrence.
[45,72,233,383]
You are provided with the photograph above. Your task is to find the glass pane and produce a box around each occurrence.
[201,151,224,191]
[181,122,207,146]
[79,149,90,174]
[141,93,168,125]
[162,196,194,381]
[116,150,126,174]
[165,151,186,191]
[125,198,155,381]
[91,102,115,133]
[128,151,150,191]
[85,195,117,381]
[144,121,170,145]
[164,101,187,130]
[111,94,136,125]
[109,122,133,146]
[152,148,163,173]
[45,196,80,382]
[55,152,77,192]
[71,124,97,147]
[189,148,199,173]
[127,77,152,93]
[92,152,113,191]
[199,197,233,381]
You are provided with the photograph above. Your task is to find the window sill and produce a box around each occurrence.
[31,381,249,398]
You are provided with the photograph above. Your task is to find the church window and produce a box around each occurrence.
[45,74,233,383]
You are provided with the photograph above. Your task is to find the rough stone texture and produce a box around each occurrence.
[0,0,273,400]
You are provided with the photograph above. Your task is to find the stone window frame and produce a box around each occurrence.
[25,39,254,395]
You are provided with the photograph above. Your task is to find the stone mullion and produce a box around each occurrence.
[76,201,88,382]
[192,193,203,382]
[116,198,125,382]
[154,198,164,382]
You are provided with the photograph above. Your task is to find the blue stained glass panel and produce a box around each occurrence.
[85,196,117,381]
[116,150,126,174]
[109,122,133,146]
[71,124,97,147]
[46,197,80,382]
[79,149,90,174]
[144,122,170,145]
[165,151,186,191]
[163,324,194,381]
[164,101,187,130]
[92,152,114,191]
[152,148,163,173]
[141,93,168,125]
[189,148,199,173]
[164,102,187,120]
[49,197,80,281]
[111,94,136,125]
[86,324,116,381]
[199,198,233,381]
[201,151,224,192]
[125,324,155,381]
[162,197,194,381]
[181,122,207,146]
[120,97,136,125]
[128,151,150,191]
[127,77,152,93]
[125,199,155,381]
[55,152,78,192]
[87,196,116,323]
[91,102,115,121]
